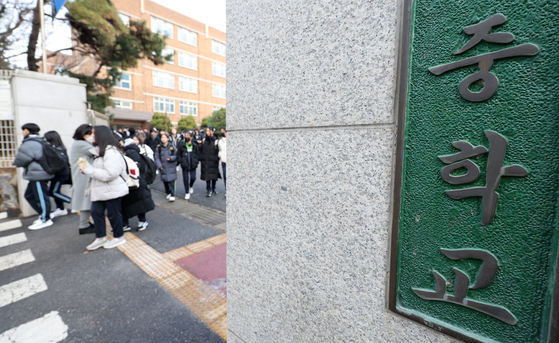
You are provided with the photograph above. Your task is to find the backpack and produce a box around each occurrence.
[36,140,67,175]
[121,154,140,189]
[140,153,157,184]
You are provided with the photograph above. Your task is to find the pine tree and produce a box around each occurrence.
[150,113,173,131]
[62,0,169,113]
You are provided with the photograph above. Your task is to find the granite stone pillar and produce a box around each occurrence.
[227,1,456,341]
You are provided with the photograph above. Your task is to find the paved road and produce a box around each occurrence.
[0,206,224,342]
[151,165,226,212]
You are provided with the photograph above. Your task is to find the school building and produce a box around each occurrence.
[46,0,226,129]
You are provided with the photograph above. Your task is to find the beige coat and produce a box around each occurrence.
[83,146,129,202]
[218,137,226,163]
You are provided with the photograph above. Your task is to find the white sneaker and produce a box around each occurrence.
[123,225,131,232]
[86,237,108,250]
[28,219,53,230]
[50,208,68,218]
[169,196,175,202]
[166,194,171,200]
[189,187,194,194]
[71,209,78,214]
[137,221,149,231]
[185,193,190,200]
[104,236,126,249]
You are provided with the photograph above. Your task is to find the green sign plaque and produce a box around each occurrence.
[389,1,559,342]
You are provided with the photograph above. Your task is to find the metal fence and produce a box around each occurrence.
[0,120,17,168]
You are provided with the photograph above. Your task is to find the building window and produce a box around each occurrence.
[179,77,197,93]
[162,48,174,64]
[151,17,173,38]
[154,97,175,113]
[179,101,197,116]
[212,84,226,98]
[115,73,131,89]
[152,71,174,89]
[113,100,132,110]
[212,40,226,56]
[119,14,129,26]
[178,52,197,70]
[178,27,197,46]
[212,62,226,78]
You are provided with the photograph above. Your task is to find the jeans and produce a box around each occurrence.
[164,181,175,196]
[90,198,124,239]
[206,180,217,192]
[24,180,51,222]
[122,211,146,226]
[182,168,196,193]
[221,163,226,191]
[48,174,71,210]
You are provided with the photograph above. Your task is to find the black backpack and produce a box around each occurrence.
[140,153,158,184]
[36,141,67,175]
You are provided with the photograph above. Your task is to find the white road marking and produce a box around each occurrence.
[0,311,68,343]
[0,274,48,308]
[0,220,22,233]
[0,250,35,272]
[0,233,27,249]
[0,212,7,220]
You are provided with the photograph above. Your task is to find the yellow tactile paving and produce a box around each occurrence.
[186,240,215,253]
[163,234,227,262]
[113,230,227,341]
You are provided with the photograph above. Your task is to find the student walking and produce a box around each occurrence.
[218,127,227,197]
[122,137,155,231]
[80,126,129,250]
[13,123,54,230]
[155,133,177,201]
[178,132,199,200]
[69,124,95,234]
[44,131,72,218]
[199,127,220,197]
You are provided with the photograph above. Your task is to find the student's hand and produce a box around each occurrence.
[160,167,163,170]
[167,158,171,161]
[79,167,84,173]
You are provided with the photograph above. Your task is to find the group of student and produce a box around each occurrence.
[13,122,227,252]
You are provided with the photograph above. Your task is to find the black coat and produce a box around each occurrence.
[122,144,155,217]
[199,136,220,181]
[178,140,199,171]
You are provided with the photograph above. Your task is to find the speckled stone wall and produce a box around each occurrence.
[227,1,457,342]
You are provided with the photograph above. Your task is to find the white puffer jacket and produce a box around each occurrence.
[83,146,129,202]
[218,137,226,164]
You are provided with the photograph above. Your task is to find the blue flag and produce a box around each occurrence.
[52,0,67,18]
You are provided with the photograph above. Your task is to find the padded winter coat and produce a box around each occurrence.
[155,143,177,182]
[178,141,199,171]
[122,143,155,217]
[83,146,129,202]
[69,140,94,211]
[13,135,54,181]
[218,137,226,164]
[199,136,220,181]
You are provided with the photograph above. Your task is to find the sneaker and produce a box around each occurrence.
[104,236,126,249]
[166,194,171,200]
[185,193,190,200]
[169,196,175,202]
[123,225,131,232]
[137,221,149,231]
[189,187,194,194]
[71,209,78,214]
[206,191,211,197]
[212,190,218,195]
[87,237,108,250]
[28,219,53,230]
[50,208,68,218]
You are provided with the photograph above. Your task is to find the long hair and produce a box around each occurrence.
[73,124,93,141]
[93,126,121,157]
[44,131,65,149]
